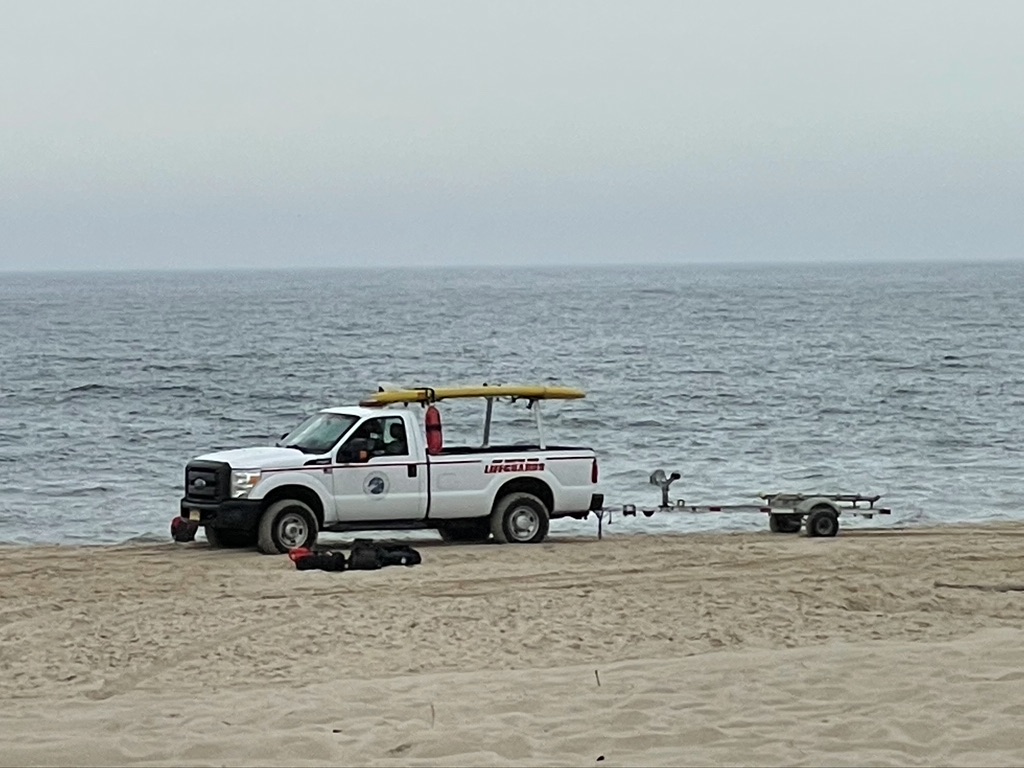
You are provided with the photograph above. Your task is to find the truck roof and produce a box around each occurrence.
[320,405,389,419]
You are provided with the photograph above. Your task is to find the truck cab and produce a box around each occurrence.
[177,385,602,553]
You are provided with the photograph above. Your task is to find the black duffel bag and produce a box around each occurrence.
[348,539,422,570]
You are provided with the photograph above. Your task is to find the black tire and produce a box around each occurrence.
[437,519,492,544]
[257,499,318,554]
[768,513,802,534]
[489,492,550,544]
[205,527,257,548]
[804,505,840,538]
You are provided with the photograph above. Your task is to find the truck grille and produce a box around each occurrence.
[184,461,230,503]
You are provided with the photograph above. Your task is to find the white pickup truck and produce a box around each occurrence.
[177,385,603,554]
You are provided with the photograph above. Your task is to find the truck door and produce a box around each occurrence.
[331,414,427,521]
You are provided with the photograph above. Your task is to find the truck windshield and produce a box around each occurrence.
[280,413,358,454]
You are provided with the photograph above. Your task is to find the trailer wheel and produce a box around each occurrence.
[257,499,318,554]
[438,519,491,544]
[768,513,801,534]
[804,505,839,538]
[206,527,257,548]
[490,492,550,544]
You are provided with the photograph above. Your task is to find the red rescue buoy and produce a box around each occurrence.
[424,405,443,455]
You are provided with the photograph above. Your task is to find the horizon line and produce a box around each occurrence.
[2,255,1021,276]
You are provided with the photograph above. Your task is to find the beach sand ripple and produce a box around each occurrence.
[2,525,1024,766]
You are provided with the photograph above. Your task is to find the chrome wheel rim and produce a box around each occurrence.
[508,506,540,541]
[278,512,309,549]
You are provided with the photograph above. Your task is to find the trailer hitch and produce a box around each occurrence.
[597,469,683,537]
[622,469,682,517]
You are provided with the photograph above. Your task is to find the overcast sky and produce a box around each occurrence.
[1,0,1021,271]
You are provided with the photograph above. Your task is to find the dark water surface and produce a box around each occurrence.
[1,262,1022,544]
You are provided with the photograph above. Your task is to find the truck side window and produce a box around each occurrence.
[378,417,408,457]
[346,416,408,458]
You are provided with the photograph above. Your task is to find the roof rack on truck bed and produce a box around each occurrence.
[361,383,586,452]
[359,384,586,406]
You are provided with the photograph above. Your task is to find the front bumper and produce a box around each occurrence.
[178,498,262,530]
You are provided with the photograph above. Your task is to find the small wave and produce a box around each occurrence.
[151,384,202,394]
[781,469,829,481]
[57,383,120,401]
[629,288,677,297]
[818,407,857,415]
[38,485,116,498]
[559,417,605,428]
[625,419,667,428]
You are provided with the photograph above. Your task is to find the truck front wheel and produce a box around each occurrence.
[206,527,257,548]
[257,500,318,554]
[490,492,550,544]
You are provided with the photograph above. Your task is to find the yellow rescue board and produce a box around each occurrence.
[360,385,586,406]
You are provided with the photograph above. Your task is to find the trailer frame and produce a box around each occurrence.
[588,470,892,539]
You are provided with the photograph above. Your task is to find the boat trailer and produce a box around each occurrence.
[588,470,892,539]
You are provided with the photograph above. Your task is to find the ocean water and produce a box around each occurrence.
[1,261,1022,545]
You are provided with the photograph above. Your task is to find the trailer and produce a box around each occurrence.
[588,469,892,539]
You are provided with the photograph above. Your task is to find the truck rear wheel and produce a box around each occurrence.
[257,500,318,554]
[438,519,491,544]
[205,527,257,548]
[490,492,550,544]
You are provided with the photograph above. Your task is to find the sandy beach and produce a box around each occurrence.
[2,525,1024,767]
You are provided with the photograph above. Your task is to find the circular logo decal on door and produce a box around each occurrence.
[363,472,389,497]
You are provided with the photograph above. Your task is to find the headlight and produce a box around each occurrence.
[230,469,263,498]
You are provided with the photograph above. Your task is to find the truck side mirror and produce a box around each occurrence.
[338,438,371,464]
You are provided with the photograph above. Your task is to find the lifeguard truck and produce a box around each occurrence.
[176,385,602,554]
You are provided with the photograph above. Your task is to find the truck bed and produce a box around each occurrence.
[436,444,592,455]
